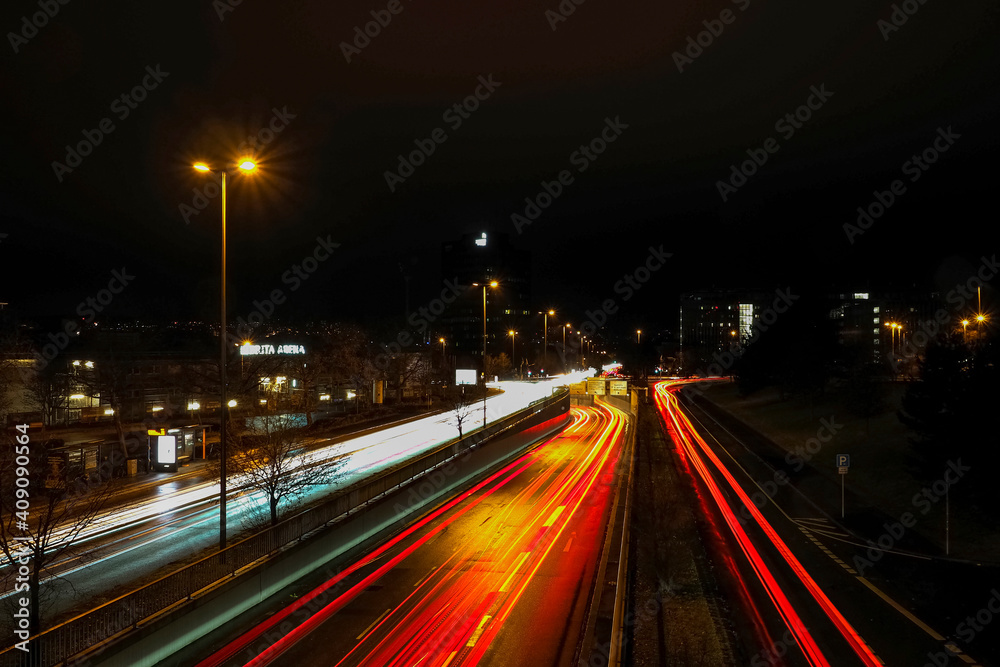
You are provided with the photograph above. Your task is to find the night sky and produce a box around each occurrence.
[2,0,997,333]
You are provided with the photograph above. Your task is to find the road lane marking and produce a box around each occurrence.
[499,552,530,593]
[356,608,392,640]
[543,505,566,527]
[414,567,436,588]
[466,614,492,647]
[856,577,944,640]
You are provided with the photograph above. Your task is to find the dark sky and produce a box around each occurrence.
[1,0,997,332]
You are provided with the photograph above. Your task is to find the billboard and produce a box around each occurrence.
[157,435,177,465]
[456,369,478,386]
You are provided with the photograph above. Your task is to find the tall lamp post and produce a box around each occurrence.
[563,323,571,372]
[539,310,554,375]
[193,158,256,552]
[508,330,516,375]
[472,281,498,426]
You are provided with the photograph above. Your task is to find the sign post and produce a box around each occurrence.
[836,454,850,518]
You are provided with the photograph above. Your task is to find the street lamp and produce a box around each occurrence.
[472,281,498,426]
[508,330,516,370]
[563,323,571,371]
[193,157,256,552]
[637,329,642,344]
[539,309,554,375]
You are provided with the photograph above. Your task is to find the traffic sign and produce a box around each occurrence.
[835,454,850,468]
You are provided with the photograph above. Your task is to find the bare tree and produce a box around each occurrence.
[0,429,122,638]
[448,387,478,440]
[484,353,512,380]
[219,408,346,529]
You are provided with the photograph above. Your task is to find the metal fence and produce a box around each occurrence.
[1,388,569,667]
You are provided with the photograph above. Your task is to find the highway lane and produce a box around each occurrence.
[653,379,989,666]
[0,377,590,625]
[193,401,628,667]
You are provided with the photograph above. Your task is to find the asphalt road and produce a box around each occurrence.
[655,379,994,667]
[194,401,628,667]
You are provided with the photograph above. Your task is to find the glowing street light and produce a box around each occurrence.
[539,309,554,374]
[508,330,517,368]
[192,157,257,552]
[472,281,499,423]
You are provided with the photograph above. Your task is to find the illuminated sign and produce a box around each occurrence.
[610,380,628,396]
[455,369,477,385]
[157,435,176,464]
[240,344,306,356]
[587,378,607,395]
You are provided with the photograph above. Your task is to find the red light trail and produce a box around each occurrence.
[653,380,881,667]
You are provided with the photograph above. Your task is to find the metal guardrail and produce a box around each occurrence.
[1,388,569,667]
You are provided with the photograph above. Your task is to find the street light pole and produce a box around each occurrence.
[473,281,497,428]
[219,169,227,552]
[563,324,570,371]
[540,309,554,375]
[194,159,255,553]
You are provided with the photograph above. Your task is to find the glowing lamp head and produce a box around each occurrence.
[238,159,256,171]
[490,281,499,288]
[193,163,211,172]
